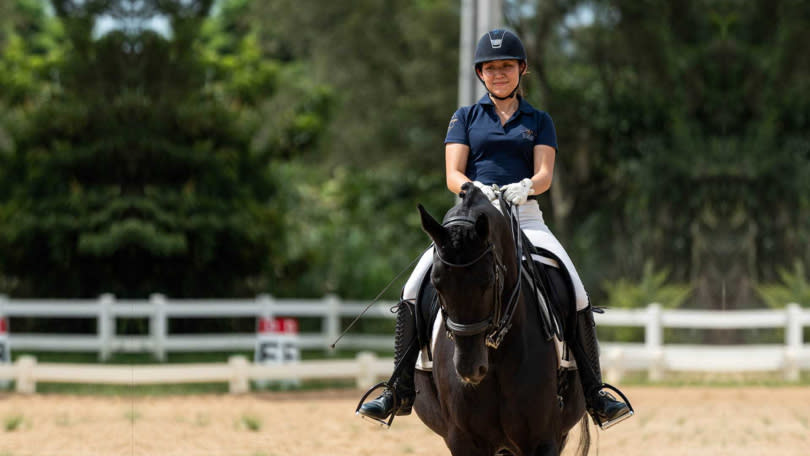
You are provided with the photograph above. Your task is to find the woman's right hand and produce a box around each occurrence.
[472,181,498,201]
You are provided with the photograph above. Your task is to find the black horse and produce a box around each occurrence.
[413,183,588,456]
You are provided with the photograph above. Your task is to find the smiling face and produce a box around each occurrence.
[477,59,524,98]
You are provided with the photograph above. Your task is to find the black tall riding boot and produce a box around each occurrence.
[357,300,418,422]
[572,307,634,429]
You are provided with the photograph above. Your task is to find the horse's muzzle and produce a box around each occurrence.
[454,345,489,385]
[459,364,488,385]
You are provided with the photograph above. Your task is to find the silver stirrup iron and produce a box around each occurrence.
[355,381,399,428]
[593,383,635,430]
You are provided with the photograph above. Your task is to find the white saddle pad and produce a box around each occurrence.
[415,311,444,371]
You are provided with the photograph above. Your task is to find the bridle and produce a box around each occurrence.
[435,204,523,350]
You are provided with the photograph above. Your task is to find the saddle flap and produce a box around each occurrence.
[414,264,441,367]
[416,312,444,371]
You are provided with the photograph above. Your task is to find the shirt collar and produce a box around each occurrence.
[517,96,533,113]
[477,94,533,113]
[477,94,494,106]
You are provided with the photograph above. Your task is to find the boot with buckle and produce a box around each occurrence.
[357,300,418,425]
[572,306,634,429]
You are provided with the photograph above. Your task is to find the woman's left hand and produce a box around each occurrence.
[501,178,534,205]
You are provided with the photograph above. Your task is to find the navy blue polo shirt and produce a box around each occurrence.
[445,94,557,187]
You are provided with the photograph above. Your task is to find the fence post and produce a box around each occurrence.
[646,303,664,381]
[604,347,624,384]
[150,294,167,361]
[325,294,340,356]
[784,303,802,382]
[355,351,378,389]
[229,355,249,394]
[16,355,36,394]
[0,294,8,389]
[98,294,115,361]
[257,294,275,321]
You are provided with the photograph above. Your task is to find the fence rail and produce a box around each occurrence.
[1,295,809,382]
[3,346,810,395]
[1,353,392,394]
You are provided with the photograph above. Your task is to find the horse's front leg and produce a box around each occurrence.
[445,428,494,456]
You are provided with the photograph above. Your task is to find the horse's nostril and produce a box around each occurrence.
[478,365,488,378]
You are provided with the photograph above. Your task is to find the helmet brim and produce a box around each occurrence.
[474,56,526,65]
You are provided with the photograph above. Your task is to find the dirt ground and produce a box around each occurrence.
[0,386,808,456]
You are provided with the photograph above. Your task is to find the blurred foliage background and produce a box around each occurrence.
[0,0,808,328]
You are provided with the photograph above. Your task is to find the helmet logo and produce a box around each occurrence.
[488,30,504,49]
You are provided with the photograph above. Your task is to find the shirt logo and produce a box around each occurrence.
[447,116,459,132]
[521,128,536,141]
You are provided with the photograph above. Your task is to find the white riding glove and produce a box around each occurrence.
[472,181,498,201]
[501,178,534,205]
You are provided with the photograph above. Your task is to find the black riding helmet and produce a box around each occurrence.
[474,29,527,100]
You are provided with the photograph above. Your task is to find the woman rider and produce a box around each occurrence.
[358,29,633,430]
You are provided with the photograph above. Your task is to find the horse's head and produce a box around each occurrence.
[418,183,516,385]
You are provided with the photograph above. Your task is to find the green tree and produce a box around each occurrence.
[0,0,331,297]
[3,0,809,310]
[0,0,69,293]
[506,0,810,310]
[756,261,810,309]
[0,0,66,154]
[253,0,459,171]
[249,0,461,298]
[602,261,691,310]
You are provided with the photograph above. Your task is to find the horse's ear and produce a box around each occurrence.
[418,204,446,245]
[475,213,489,240]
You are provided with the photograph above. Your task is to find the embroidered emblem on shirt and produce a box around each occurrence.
[447,116,459,132]
[521,128,536,141]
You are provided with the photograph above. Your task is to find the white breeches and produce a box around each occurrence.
[402,199,589,311]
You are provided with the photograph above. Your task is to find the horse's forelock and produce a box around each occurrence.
[444,191,502,250]
[459,183,490,211]
[445,221,480,253]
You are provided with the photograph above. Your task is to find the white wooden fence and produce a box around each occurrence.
[0,352,393,394]
[597,303,810,382]
[0,293,396,361]
[1,295,810,390]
